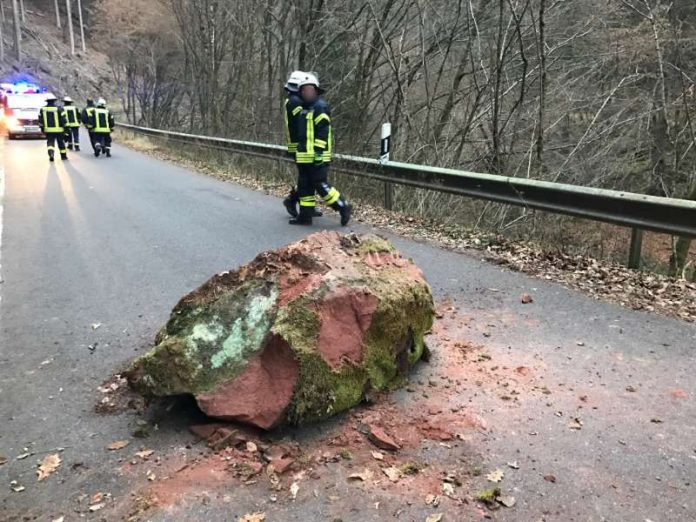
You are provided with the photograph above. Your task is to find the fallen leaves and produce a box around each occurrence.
[425,494,441,507]
[371,451,384,461]
[382,466,402,482]
[290,481,299,500]
[238,513,266,522]
[10,480,25,492]
[426,514,443,522]
[135,449,154,460]
[348,468,374,482]
[521,293,534,304]
[37,453,61,481]
[544,474,557,483]
[106,440,130,451]
[486,469,504,482]
[0,454,6,466]
[568,418,583,430]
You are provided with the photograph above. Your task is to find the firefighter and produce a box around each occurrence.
[290,73,352,226]
[38,95,67,162]
[282,71,322,219]
[81,98,97,153]
[90,98,115,157]
[61,96,81,151]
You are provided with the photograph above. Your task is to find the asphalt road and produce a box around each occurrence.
[0,133,694,521]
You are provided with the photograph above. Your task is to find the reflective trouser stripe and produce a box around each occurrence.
[299,196,316,207]
[324,188,341,206]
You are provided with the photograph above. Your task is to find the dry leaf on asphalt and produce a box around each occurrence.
[37,454,61,481]
[371,451,384,460]
[348,468,374,482]
[507,461,519,469]
[382,466,402,482]
[521,293,534,304]
[486,468,504,482]
[10,480,25,492]
[497,495,516,507]
[106,440,130,451]
[89,503,105,512]
[425,494,441,507]
[238,513,266,522]
[442,482,455,497]
[290,481,299,500]
[135,449,154,459]
[0,453,7,466]
[568,418,583,430]
[426,514,443,522]
[246,441,258,453]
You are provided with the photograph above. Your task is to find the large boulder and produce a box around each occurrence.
[127,232,434,429]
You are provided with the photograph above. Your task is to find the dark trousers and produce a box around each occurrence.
[94,132,112,151]
[296,164,342,211]
[86,130,97,152]
[46,133,66,158]
[65,127,80,146]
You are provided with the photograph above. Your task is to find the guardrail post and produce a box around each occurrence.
[380,123,393,210]
[628,228,643,269]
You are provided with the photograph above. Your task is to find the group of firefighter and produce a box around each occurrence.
[37,72,349,226]
[38,95,114,162]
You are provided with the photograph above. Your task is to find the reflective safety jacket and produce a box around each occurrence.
[91,108,114,133]
[82,106,95,129]
[39,106,65,134]
[284,93,303,154]
[295,98,332,165]
[62,105,81,127]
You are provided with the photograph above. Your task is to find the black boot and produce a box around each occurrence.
[331,198,353,226]
[283,189,299,218]
[75,144,80,151]
[49,150,55,162]
[94,143,101,157]
[67,143,73,150]
[289,206,313,226]
[105,148,111,158]
[312,207,324,217]
[60,153,68,160]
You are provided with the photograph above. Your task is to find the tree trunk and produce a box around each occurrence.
[54,0,61,28]
[536,0,546,176]
[669,182,696,278]
[0,4,5,62]
[77,0,86,52]
[11,0,21,61]
[65,0,75,56]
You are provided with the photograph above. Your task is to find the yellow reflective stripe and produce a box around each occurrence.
[292,106,302,116]
[314,113,330,124]
[288,143,298,152]
[42,107,63,132]
[324,188,340,205]
[306,112,314,155]
[47,145,56,151]
[314,139,327,148]
[299,196,316,207]
[63,107,79,126]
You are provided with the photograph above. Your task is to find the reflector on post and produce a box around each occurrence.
[380,122,391,164]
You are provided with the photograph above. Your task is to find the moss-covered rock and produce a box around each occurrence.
[127,232,434,429]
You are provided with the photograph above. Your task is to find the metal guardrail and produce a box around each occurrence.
[118,123,696,267]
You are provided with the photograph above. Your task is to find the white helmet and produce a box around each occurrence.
[96,98,106,107]
[284,70,305,93]
[63,96,73,103]
[297,72,323,93]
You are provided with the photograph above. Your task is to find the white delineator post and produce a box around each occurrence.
[380,123,393,209]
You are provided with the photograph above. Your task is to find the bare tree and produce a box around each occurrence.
[54,0,61,28]
[65,0,75,55]
[11,0,21,60]
[77,0,86,52]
